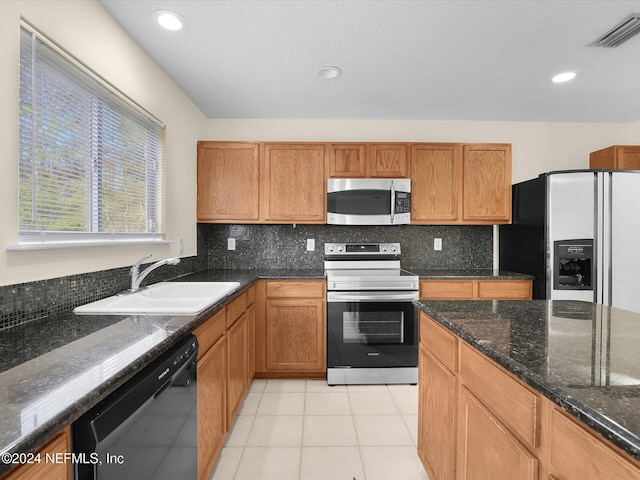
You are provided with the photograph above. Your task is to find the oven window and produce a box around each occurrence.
[343,312,404,344]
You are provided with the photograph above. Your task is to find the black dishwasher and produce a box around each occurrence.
[72,335,198,480]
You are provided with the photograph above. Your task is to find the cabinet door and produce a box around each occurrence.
[457,387,538,480]
[247,304,255,383]
[418,345,457,480]
[549,407,640,480]
[411,144,461,222]
[617,146,640,169]
[462,144,511,223]
[197,336,227,480]
[420,280,475,300]
[197,142,260,222]
[227,313,248,426]
[3,428,70,480]
[328,144,367,177]
[265,298,326,372]
[370,144,409,177]
[262,144,326,222]
[477,280,532,300]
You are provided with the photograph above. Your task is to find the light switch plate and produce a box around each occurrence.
[434,238,443,251]
[306,238,315,251]
[227,237,236,250]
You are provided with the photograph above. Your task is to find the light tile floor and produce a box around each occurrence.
[209,379,429,480]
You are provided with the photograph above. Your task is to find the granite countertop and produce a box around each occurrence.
[409,268,534,280]
[417,299,640,461]
[0,268,323,476]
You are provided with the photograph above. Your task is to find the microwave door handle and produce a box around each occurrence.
[390,179,395,224]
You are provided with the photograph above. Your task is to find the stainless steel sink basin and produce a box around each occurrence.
[73,282,241,315]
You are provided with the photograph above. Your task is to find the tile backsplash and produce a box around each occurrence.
[1,223,492,330]
[200,224,493,271]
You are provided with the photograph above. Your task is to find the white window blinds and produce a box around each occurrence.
[18,25,166,245]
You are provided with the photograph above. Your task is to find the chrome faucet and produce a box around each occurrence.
[129,254,180,292]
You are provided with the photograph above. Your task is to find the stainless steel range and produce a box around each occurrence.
[324,243,419,385]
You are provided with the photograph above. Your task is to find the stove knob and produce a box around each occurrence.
[337,246,343,252]
[380,245,387,252]
[390,245,397,252]
[328,246,334,253]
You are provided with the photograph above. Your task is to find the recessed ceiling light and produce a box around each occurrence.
[316,66,342,79]
[552,71,577,83]
[153,10,186,31]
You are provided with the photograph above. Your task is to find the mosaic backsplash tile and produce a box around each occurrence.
[200,224,493,271]
[1,223,492,330]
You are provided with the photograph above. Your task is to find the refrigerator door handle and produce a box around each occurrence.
[600,172,612,306]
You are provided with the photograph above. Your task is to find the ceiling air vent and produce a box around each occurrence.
[590,13,640,47]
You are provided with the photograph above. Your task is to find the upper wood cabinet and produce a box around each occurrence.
[411,144,461,222]
[327,143,409,178]
[370,143,409,177]
[196,140,510,224]
[589,145,640,169]
[411,143,512,224]
[328,144,367,177]
[197,142,260,222]
[262,144,326,223]
[462,144,512,223]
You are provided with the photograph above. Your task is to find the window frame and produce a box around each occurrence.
[12,21,168,250]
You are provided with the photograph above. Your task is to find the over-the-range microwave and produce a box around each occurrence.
[327,178,411,225]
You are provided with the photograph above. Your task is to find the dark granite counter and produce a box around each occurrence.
[0,268,323,476]
[410,268,534,280]
[416,299,640,461]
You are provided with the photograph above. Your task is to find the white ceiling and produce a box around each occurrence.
[99,0,640,123]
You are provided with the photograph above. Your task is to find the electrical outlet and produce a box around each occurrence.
[306,238,315,251]
[227,237,236,250]
[434,238,443,251]
[178,238,184,255]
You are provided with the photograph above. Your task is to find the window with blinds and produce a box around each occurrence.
[18,25,166,246]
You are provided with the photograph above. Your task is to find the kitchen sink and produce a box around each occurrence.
[73,281,241,315]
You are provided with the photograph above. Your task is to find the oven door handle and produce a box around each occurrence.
[327,291,418,302]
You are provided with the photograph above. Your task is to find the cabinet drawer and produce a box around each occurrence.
[266,280,325,298]
[226,292,247,328]
[477,280,532,300]
[460,343,540,449]
[193,308,226,361]
[420,312,458,373]
[246,284,255,306]
[549,408,640,480]
[420,280,474,300]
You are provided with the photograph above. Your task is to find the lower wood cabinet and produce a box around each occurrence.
[548,407,640,480]
[196,335,227,480]
[418,311,640,480]
[256,280,326,377]
[226,312,248,426]
[418,344,457,480]
[420,279,532,300]
[0,428,70,480]
[457,387,539,480]
[193,285,255,480]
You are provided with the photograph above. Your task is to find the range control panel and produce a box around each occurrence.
[324,243,401,255]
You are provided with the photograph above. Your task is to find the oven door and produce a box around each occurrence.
[327,291,418,368]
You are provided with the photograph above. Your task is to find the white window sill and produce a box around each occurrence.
[6,239,174,251]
